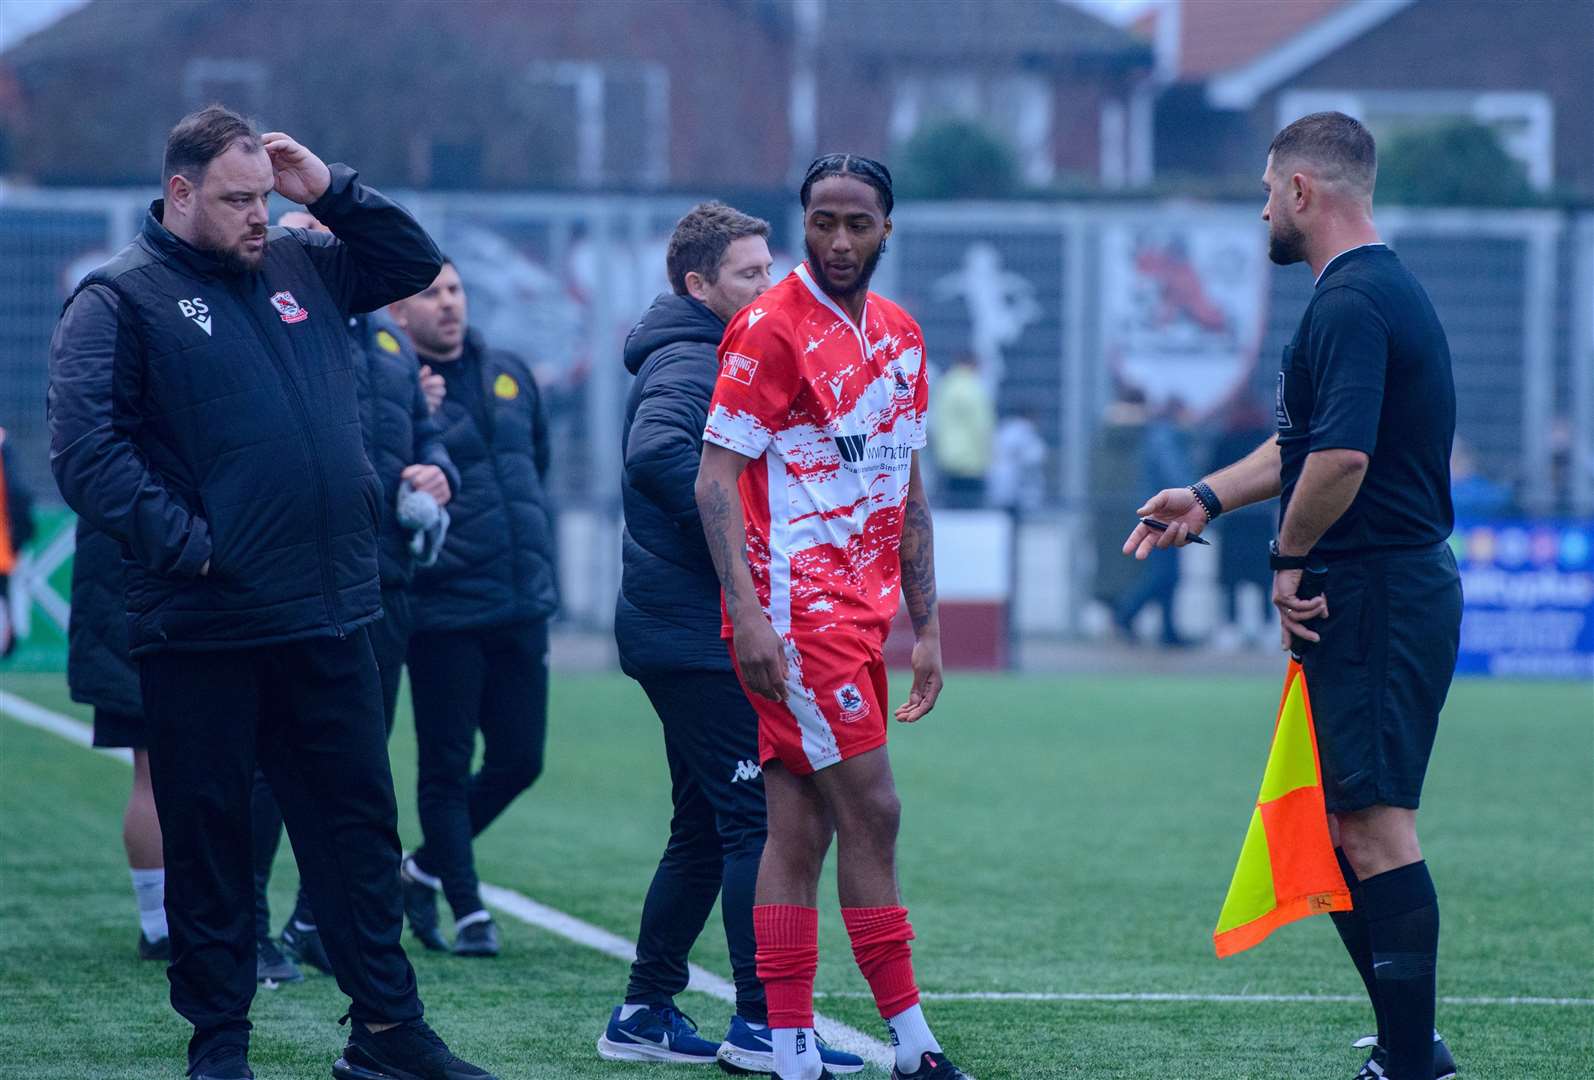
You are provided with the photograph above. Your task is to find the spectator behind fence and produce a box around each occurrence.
[0,426,35,657]
[1114,398,1194,647]
[929,353,995,508]
[987,407,1048,515]
[1449,436,1513,520]
[1210,399,1276,646]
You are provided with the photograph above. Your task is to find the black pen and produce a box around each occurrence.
[1139,517,1212,546]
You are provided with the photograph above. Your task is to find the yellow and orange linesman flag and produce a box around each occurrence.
[1213,659,1351,958]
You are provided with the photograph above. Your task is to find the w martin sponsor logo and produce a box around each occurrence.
[723,351,759,385]
[834,433,912,466]
[730,760,763,784]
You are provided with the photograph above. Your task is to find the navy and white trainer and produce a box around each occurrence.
[716,1016,866,1075]
[596,1005,721,1064]
[1352,1031,1458,1079]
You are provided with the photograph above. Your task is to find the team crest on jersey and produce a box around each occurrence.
[269,291,308,324]
[723,352,759,386]
[376,329,402,354]
[891,364,913,401]
[493,373,520,400]
[834,683,869,721]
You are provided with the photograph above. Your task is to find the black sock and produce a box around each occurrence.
[1360,861,1439,1080]
[1329,848,1386,1047]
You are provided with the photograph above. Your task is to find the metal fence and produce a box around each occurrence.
[2,188,1590,631]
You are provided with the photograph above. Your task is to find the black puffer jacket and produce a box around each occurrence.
[67,520,141,717]
[409,330,558,632]
[614,293,729,677]
[349,310,459,588]
[47,165,442,655]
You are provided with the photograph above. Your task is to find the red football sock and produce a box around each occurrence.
[754,904,819,1030]
[842,905,920,1017]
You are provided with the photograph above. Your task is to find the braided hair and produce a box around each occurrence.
[799,154,894,216]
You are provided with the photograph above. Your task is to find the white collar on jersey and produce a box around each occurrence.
[795,261,871,362]
[1314,242,1387,285]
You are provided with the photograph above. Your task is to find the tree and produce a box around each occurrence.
[1377,119,1536,207]
[896,119,1020,200]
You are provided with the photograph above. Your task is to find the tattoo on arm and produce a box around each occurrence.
[698,476,749,611]
[900,493,938,635]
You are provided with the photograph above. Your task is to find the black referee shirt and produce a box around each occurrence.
[1275,245,1456,556]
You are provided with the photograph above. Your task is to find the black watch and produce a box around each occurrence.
[1269,539,1310,571]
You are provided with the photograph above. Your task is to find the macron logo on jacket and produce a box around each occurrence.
[177,297,212,336]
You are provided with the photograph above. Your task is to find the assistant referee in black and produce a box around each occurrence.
[48,106,492,1080]
[1126,112,1461,1080]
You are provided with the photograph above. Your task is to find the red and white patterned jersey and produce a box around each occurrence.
[704,261,930,642]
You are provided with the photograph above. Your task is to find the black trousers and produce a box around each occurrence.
[253,589,413,937]
[406,618,549,919]
[141,630,421,1066]
[627,670,768,1023]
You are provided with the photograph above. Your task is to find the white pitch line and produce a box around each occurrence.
[815,990,1594,1008]
[0,690,894,1070]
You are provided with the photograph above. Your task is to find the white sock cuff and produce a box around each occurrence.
[454,909,492,931]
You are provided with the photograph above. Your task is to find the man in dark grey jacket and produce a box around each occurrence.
[47,106,492,1080]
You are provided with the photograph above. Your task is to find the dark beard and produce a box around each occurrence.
[803,237,884,303]
[1267,218,1307,266]
[216,245,265,274]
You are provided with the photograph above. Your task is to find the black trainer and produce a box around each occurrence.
[256,935,303,986]
[280,919,334,975]
[451,917,499,958]
[331,1018,497,1080]
[1352,1032,1458,1079]
[400,856,448,952]
[137,931,170,961]
[891,1051,971,1080]
[191,1044,254,1080]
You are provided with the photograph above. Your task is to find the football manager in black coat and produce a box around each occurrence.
[47,106,494,1080]
[599,202,783,1064]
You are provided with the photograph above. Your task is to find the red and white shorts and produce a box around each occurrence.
[730,631,889,776]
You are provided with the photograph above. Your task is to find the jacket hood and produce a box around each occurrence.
[623,293,725,375]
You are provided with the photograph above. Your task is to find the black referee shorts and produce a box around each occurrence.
[1302,542,1463,814]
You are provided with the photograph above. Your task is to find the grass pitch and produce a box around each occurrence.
[0,668,1589,1079]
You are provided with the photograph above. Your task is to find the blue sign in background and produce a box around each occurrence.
[1453,520,1594,678]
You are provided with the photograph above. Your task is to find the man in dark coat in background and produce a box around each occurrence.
[392,260,559,959]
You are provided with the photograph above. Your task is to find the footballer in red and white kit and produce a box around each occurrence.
[704,260,928,775]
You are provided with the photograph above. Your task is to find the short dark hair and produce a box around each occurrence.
[666,201,771,296]
[1268,111,1377,197]
[800,154,894,216]
[162,105,263,185]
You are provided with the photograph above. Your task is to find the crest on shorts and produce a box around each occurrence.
[269,291,308,324]
[834,683,869,721]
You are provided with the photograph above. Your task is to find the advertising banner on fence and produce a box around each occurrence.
[1454,520,1594,678]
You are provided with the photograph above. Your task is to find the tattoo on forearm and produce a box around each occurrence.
[699,477,748,610]
[900,495,938,634]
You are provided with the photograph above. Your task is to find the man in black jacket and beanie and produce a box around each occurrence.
[47,106,493,1080]
[392,260,559,959]
[597,201,855,1076]
[251,210,461,981]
